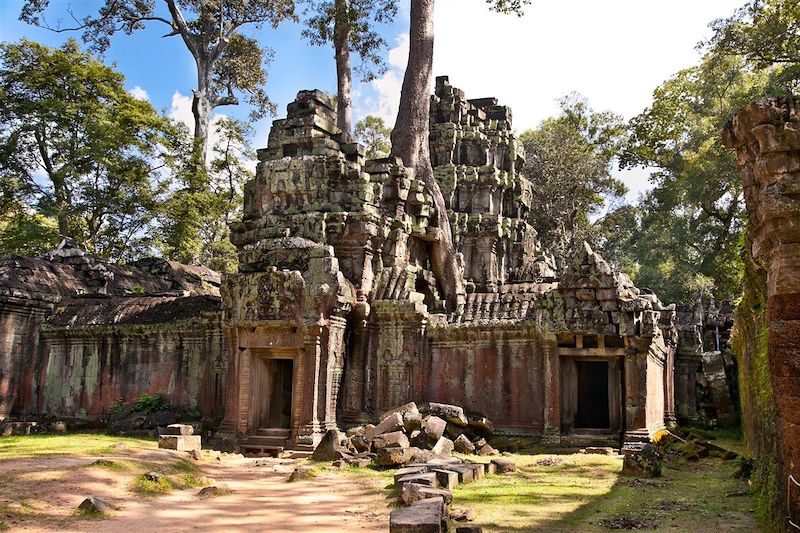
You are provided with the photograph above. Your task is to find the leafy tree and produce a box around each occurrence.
[302,0,397,138]
[0,39,176,261]
[0,210,60,258]
[20,0,296,164]
[703,0,800,92]
[159,117,253,270]
[519,93,627,266]
[355,115,391,158]
[621,54,772,305]
[391,0,530,310]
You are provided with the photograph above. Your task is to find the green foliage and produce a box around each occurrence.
[159,118,253,270]
[302,0,398,82]
[133,392,169,413]
[0,211,59,258]
[0,39,176,261]
[620,53,774,305]
[703,0,800,94]
[107,398,125,415]
[486,0,532,15]
[355,115,392,158]
[519,93,627,264]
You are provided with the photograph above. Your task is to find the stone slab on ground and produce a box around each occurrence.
[311,429,349,462]
[394,466,429,484]
[401,482,453,505]
[433,464,474,484]
[490,458,516,474]
[396,472,438,488]
[390,497,446,533]
[454,434,475,454]
[430,468,459,490]
[377,446,419,466]
[158,434,201,452]
[464,462,485,479]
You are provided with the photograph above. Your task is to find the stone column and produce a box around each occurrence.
[723,97,800,527]
[541,334,560,444]
[297,326,324,446]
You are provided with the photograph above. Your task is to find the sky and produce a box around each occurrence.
[0,0,746,203]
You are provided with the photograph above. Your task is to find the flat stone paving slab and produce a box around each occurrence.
[390,497,444,533]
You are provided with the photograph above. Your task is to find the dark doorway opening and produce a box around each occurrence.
[265,359,293,428]
[576,360,610,429]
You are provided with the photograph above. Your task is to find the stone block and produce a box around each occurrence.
[401,482,453,505]
[377,446,419,467]
[423,416,447,441]
[454,434,476,454]
[432,437,454,456]
[366,412,404,440]
[394,466,429,484]
[311,429,349,462]
[163,423,194,436]
[431,468,459,490]
[456,526,483,533]
[344,457,372,468]
[396,472,438,488]
[374,431,410,449]
[390,498,445,533]
[428,403,469,426]
[478,443,499,456]
[158,435,201,452]
[490,458,516,474]
[437,464,474,484]
[464,462,485,479]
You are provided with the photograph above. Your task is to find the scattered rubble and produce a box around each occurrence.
[77,496,116,515]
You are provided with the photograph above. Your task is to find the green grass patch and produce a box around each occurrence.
[87,459,128,472]
[129,474,175,496]
[0,433,155,459]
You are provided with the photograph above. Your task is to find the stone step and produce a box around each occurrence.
[245,435,289,447]
[255,428,292,437]
[240,444,284,457]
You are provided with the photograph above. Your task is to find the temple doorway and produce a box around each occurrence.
[576,360,610,429]
[258,358,293,429]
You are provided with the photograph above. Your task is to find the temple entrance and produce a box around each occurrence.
[576,360,610,429]
[258,358,293,429]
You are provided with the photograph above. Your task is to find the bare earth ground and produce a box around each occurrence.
[0,433,760,532]
[0,440,389,532]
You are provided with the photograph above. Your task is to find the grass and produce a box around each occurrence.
[307,430,757,533]
[0,432,156,459]
[128,459,211,496]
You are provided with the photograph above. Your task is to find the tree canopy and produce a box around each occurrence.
[0,39,177,261]
[519,94,627,266]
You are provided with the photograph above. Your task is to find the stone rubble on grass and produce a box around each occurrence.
[77,496,116,515]
[157,423,201,452]
[312,401,514,532]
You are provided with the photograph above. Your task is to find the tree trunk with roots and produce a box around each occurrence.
[334,0,353,141]
[390,0,464,311]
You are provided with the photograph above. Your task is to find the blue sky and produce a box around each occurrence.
[0,0,747,203]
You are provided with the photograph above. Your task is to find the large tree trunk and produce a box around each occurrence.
[391,0,464,311]
[334,0,353,141]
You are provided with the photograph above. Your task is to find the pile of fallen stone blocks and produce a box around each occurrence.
[309,402,517,533]
[311,401,502,467]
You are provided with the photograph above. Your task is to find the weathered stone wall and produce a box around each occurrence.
[22,319,227,420]
[0,298,50,418]
[0,242,227,423]
[427,326,545,431]
[723,96,800,531]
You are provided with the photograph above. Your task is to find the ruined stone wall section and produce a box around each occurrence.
[723,96,800,530]
[25,318,227,420]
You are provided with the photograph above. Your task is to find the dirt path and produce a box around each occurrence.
[0,449,390,532]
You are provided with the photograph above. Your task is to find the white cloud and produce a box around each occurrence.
[356,33,409,127]
[129,85,149,101]
[364,0,742,198]
[170,91,195,132]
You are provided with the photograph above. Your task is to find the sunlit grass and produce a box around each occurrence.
[0,433,155,459]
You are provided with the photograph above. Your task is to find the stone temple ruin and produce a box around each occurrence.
[0,77,739,454]
[213,76,679,451]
